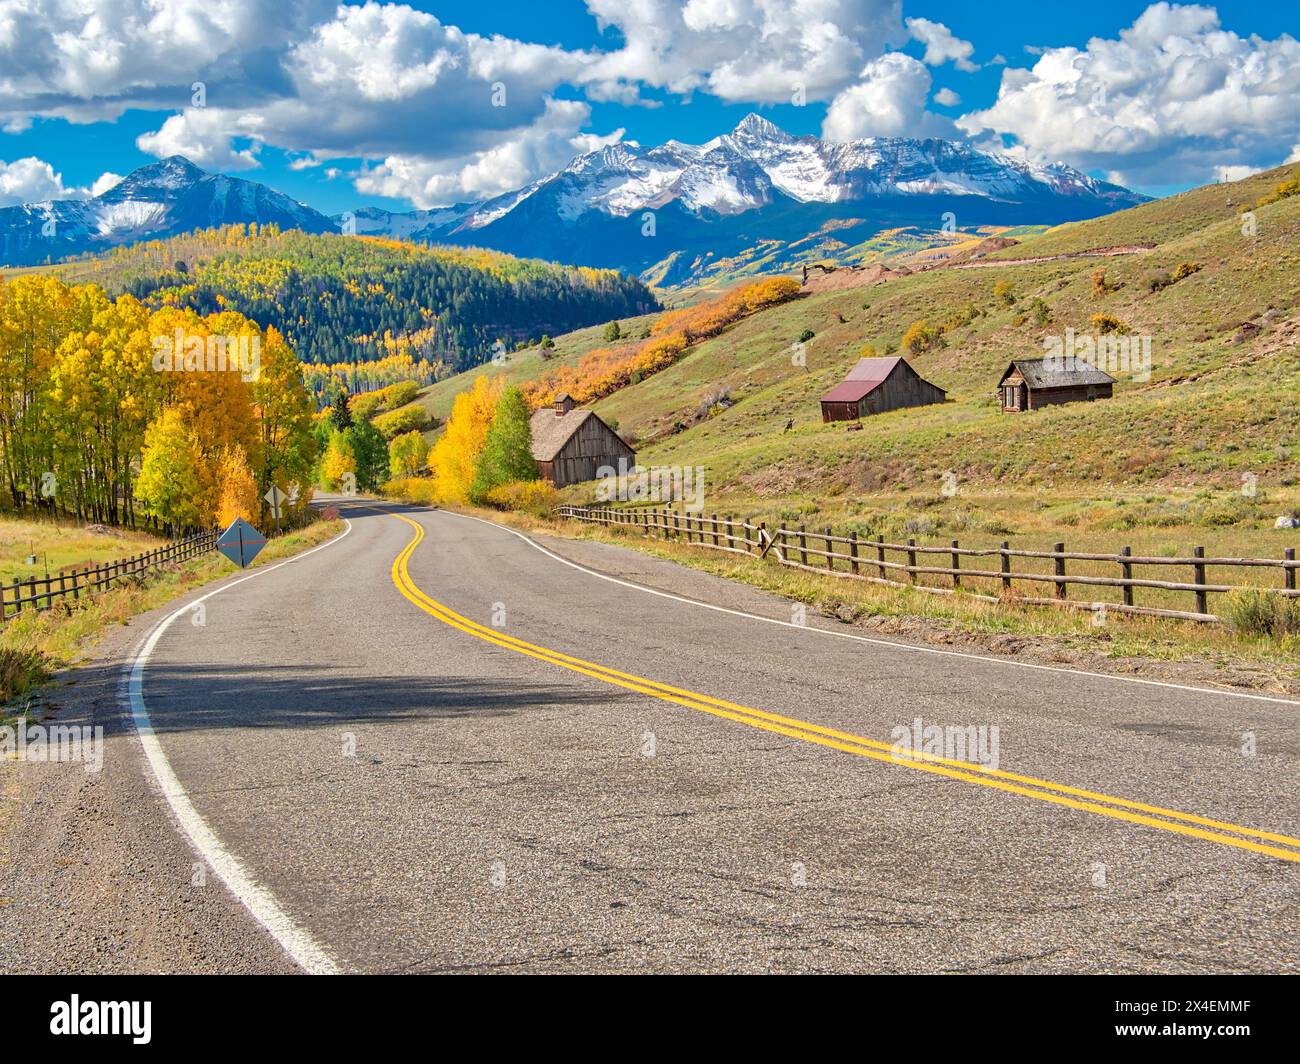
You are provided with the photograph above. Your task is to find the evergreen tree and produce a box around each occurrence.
[347,418,389,491]
[471,386,538,503]
[329,388,353,430]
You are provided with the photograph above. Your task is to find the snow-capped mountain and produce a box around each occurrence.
[0,156,335,266]
[347,114,1146,283]
[0,119,1146,282]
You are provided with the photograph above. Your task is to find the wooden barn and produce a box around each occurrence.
[530,395,636,488]
[998,359,1115,413]
[820,356,946,422]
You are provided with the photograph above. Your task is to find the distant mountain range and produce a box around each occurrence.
[1,116,1148,283]
[0,156,335,267]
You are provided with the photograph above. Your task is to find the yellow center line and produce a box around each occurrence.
[381,506,1300,864]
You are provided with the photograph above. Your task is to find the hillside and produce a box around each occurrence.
[12,226,658,375]
[418,162,1300,547]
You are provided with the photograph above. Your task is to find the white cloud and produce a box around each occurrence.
[354,100,624,207]
[1214,165,1258,183]
[0,156,72,204]
[90,172,123,196]
[0,0,336,125]
[585,0,905,103]
[934,87,961,107]
[0,157,127,204]
[906,17,978,72]
[823,53,954,141]
[958,3,1300,185]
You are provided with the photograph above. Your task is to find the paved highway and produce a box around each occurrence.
[7,497,1300,973]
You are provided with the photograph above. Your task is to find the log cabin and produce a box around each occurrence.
[998,359,1115,413]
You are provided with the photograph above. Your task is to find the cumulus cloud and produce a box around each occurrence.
[585,0,905,103]
[906,17,978,72]
[0,0,334,125]
[354,99,624,207]
[0,157,121,204]
[934,87,961,107]
[823,53,955,141]
[958,3,1300,185]
[90,172,123,196]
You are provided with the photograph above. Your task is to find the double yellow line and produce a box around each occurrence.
[387,510,1300,864]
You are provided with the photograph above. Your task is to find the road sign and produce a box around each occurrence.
[217,518,267,568]
[264,485,287,520]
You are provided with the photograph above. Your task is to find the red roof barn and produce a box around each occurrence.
[820,357,946,422]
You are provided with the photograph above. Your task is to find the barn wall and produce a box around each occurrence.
[869,366,946,414]
[549,418,636,487]
[1029,384,1113,410]
[821,401,864,423]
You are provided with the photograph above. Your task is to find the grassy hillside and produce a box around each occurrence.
[409,163,1300,555]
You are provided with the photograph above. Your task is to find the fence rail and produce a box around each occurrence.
[554,505,1300,624]
[0,528,219,624]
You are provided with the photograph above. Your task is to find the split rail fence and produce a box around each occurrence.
[555,505,1299,624]
[0,528,219,624]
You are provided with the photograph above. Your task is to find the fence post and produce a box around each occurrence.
[876,535,886,580]
[712,514,719,548]
[1286,548,1296,593]
[1000,541,1011,593]
[1054,543,1067,600]
[849,531,859,575]
[758,522,767,558]
[799,526,808,567]
[907,540,917,584]
[1121,546,1134,607]
[825,528,834,571]
[951,540,961,589]
[1193,546,1207,614]
[726,515,734,548]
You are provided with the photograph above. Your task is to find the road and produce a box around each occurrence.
[6,497,1300,973]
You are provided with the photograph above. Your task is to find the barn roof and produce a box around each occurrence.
[530,408,594,462]
[820,356,904,404]
[1003,358,1116,389]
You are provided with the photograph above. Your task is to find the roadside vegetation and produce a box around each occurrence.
[0,517,343,720]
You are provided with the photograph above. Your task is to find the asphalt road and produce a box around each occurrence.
[8,498,1300,972]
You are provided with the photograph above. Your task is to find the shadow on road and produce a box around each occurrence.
[139,662,625,733]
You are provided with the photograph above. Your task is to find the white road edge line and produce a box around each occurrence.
[438,508,1300,708]
[122,518,354,976]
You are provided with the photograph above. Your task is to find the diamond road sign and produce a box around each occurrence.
[217,518,267,568]
[264,485,287,519]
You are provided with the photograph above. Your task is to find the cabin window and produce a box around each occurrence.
[1003,386,1018,409]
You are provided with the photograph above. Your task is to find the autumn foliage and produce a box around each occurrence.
[522,276,800,409]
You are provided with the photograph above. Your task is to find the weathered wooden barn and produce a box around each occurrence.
[820,357,946,422]
[998,359,1115,413]
[530,395,636,488]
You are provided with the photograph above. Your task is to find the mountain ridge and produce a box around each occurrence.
[2,117,1148,280]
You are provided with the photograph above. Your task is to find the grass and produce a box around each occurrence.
[0,514,170,585]
[0,518,344,721]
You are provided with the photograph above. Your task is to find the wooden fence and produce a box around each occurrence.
[0,528,219,624]
[554,505,1300,624]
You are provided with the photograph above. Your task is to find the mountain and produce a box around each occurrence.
[346,114,1150,285]
[0,156,335,266]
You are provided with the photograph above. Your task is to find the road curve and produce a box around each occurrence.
[87,500,1300,971]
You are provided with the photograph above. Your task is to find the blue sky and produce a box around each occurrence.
[1,1,1297,213]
